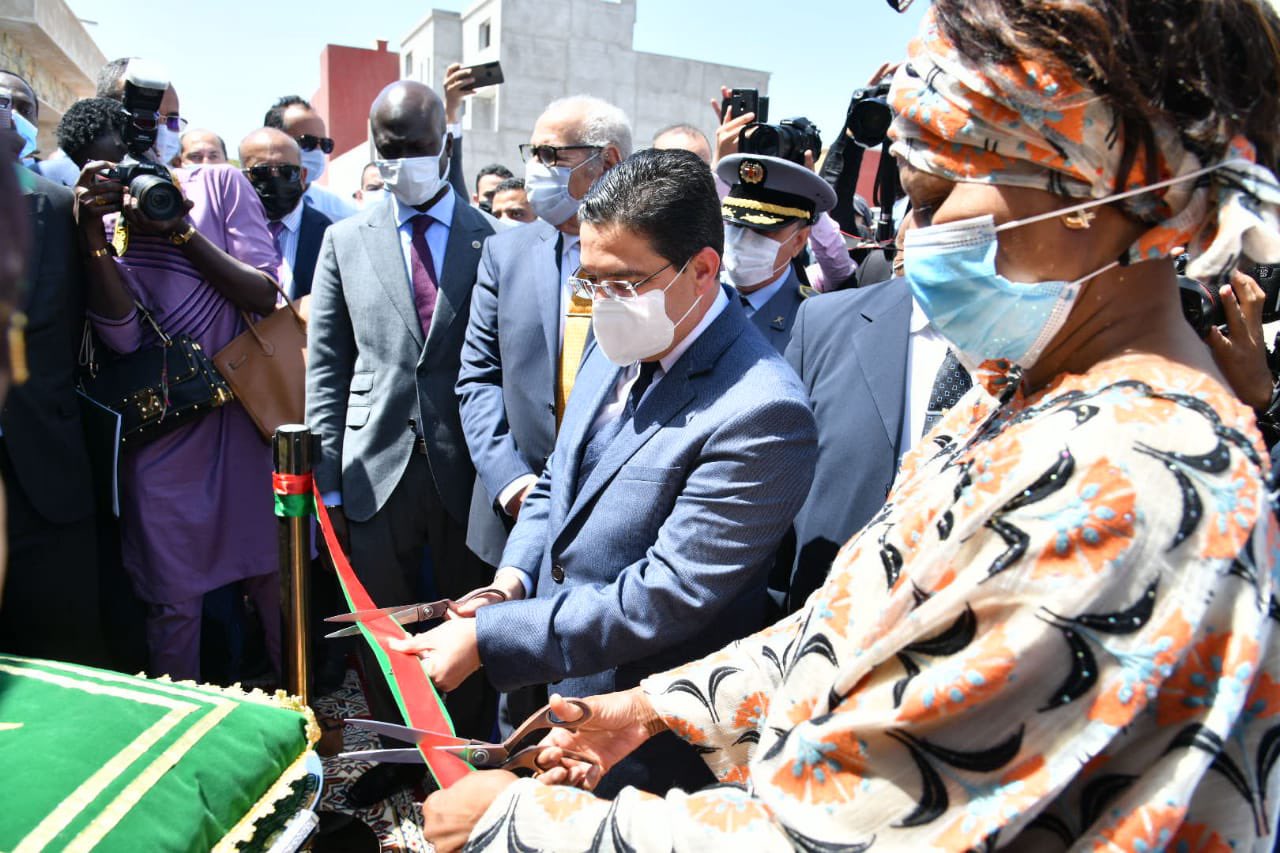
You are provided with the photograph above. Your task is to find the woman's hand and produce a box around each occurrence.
[421,769,518,852]
[1207,269,1275,411]
[533,689,665,790]
[121,191,195,238]
[73,161,123,232]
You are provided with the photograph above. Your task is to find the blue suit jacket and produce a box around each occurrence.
[289,203,332,300]
[457,220,564,566]
[475,297,817,699]
[780,278,913,610]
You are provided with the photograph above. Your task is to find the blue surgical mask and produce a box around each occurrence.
[12,111,37,161]
[299,148,326,185]
[903,214,1117,369]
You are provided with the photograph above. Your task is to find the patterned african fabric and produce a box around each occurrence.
[465,354,1280,851]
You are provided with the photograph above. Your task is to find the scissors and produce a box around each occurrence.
[339,699,596,772]
[322,587,507,638]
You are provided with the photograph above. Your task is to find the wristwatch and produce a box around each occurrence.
[168,224,196,246]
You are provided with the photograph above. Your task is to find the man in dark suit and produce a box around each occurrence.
[392,150,817,797]
[717,154,836,353]
[239,128,332,304]
[305,80,495,803]
[0,159,109,667]
[457,95,631,569]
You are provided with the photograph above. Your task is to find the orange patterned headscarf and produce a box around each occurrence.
[888,8,1280,280]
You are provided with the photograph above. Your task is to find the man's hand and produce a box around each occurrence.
[503,481,535,519]
[387,617,481,692]
[73,162,124,232]
[533,689,664,790]
[421,769,518,853]
[1207,269,1275,411]
[709,85,755,165]
[443,63,475,126]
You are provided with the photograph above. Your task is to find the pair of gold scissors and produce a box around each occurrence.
[339,700,596,772]
[322,587,507,638]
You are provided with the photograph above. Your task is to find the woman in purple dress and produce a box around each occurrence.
[66,92,281,681]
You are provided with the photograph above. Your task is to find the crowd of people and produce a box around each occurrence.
[5,0,1280,849]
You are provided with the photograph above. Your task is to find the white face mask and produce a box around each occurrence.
[149,126,181,165]
[524,151,601,226]
[377,153,448,207]
[299,147,327,185]
[359,188,386,208]
[591,260,701,365]
[723,223,793,290]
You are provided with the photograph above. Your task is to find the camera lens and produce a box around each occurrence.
[741,125,781,158]
[848,99,893,148]
[131,175,185,221]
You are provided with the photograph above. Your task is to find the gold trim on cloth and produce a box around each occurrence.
[212,748,315,852]
[722,196,810,220]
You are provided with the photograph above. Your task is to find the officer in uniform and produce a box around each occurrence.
[717,153,837,352]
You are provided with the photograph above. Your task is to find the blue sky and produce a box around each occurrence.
[65,0,927,162]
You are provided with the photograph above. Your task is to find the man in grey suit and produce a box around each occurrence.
[457,96,631,569]
[305,80,495,802]
[390,150,818,796]
[717,154,837,353]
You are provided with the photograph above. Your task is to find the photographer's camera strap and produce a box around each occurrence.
[303,479,473,788]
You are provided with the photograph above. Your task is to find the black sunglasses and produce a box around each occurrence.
[296,134,335,154]
[243,163,302,182]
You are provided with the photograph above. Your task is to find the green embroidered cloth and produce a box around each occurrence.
[0,655,318,852]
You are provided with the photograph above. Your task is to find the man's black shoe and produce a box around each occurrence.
[345,764,427,810]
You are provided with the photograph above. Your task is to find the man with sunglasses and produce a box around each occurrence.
[263,95,355,223]
[239,128,332,304]
[404,149,817,797]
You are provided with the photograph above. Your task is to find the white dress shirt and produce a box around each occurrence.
[503,286,730,595]
[899,296,954,456]
[734,267,789,317]
[272,201,305,300]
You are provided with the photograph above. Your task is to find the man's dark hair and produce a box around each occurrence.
[264,96,312,130]
[95,58,135,100]
[579,148,723,264]
[475,163,513,192]
[57,98,126,163]
[493,176,525,193]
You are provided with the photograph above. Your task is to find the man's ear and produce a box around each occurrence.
[691,245,722,292]
[603,145,622,170]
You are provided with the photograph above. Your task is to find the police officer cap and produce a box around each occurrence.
[717,154,837,232]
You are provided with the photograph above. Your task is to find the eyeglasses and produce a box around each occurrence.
[128,112,187,133]
[296,134,335,154]
[518,143,601,167]
[569,261,676,301]
[243,163,302,182]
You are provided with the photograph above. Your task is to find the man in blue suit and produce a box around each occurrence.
[239,128,331,303]
[393,149,817,795]
[717,154,836,353]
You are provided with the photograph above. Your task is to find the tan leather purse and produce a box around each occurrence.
[213,286,307,441]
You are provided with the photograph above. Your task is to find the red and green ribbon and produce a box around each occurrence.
[312,486,472,788]
[272,472,315,518]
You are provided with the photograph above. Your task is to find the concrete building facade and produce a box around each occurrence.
[324,0,768,200]
[0,0,105,156]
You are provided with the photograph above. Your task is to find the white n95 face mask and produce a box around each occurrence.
[591,260,700,365]
[377,154,448,207]
[722,223,791,289]
[524,151,601,226]
[150,126,181,165]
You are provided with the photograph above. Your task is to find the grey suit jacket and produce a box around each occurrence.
[744,267,811,354]
[305,191,495,523]
[781,277,913,610]
[457,220,565,566]
[475,296,817,701]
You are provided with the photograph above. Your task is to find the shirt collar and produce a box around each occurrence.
[394,188,456,229]
[657,285,729,374]
[736,266,791,313]
[909,295,933,335]
[277,200,305,233]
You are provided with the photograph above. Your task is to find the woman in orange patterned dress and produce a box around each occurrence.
[422,2,1280,850]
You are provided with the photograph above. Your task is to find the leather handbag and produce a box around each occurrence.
[79,301,234,449]
[213,285,307,441]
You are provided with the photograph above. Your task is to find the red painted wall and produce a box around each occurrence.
[312,40,399,161]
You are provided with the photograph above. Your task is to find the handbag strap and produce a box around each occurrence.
[236,277,306,355]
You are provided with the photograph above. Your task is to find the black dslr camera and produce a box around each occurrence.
[107,61,185,222]
[845,82,893,148]
[740,117,823,166]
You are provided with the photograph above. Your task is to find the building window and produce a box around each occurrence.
[479,20,491,50]
[404,51,413,78]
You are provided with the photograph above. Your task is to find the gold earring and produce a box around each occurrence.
[1061,210,1095,230]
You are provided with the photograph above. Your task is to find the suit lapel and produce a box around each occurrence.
[361,200,422,348]
[852,283,913,457]
[25,191,47,296]
[423,196,487,364]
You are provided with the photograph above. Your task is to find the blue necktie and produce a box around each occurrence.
[578,362,658,487]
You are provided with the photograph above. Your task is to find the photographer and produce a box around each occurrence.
[61,80,282,683]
